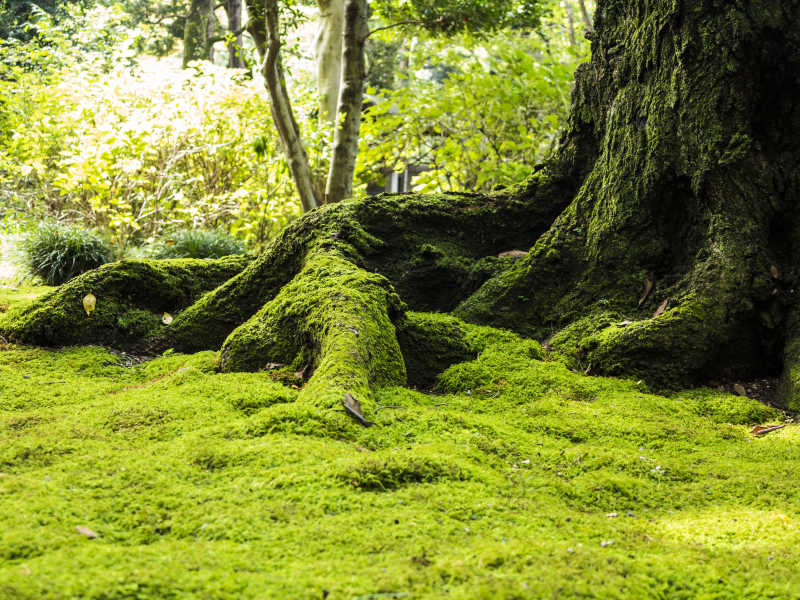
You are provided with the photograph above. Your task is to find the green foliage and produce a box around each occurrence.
[147,229,247,260]
[19,222,112,285]
[0,8,302,250]
[373,0,544,34]
[359,9,588,194]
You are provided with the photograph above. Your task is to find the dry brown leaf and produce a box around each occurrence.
[82,293,96,316]
[733,383,747,396]
[653,299,668,318]
[161,312,173,325]
[638,279,654,306]
[75,525,98,539]
[750,424,786,436]
[770,265,780,279]
[265,362,286,370]
[342,392,375,427]
[498,250,528,259]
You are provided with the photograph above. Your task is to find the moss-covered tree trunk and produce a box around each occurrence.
[4,0,800,415]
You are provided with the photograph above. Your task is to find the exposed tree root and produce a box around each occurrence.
[3,0,800,414]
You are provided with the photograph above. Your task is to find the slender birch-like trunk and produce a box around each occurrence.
[578,0,593,33]
[247,0,320,212]
[324,0,367,204]
[315,0,345,124]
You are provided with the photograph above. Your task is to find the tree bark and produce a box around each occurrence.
[565,1,576,48]
[324,0,367,204]
[224,0,245,68]
[247,0,320,213]
[5,0,800,417]
[315,0,345,125]
[183,0,213,67]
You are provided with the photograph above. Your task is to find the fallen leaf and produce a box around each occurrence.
[498,250,528,259]
[770,265,780,279]
[165,239,176,245]
[82,293,96,316]
[342,392,375,427]
[294,364,308,380]
[638,279,654,306]
[606,512,618,518]
[161,312,173,325]
[733,383,747,396]
[75,525,98,539]
[653,299,668,318]
[264,362,286,370]
[619,320,634,326]
[750,424,786,436]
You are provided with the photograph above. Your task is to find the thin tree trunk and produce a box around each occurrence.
[324,0,367,204]
[206,0,215,62]
[225,0,245,68]
[578,0,593,33]
[315,0,345,125]
[565,1,576,48]
[248,0,320,212]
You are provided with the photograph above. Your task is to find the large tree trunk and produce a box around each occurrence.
[4,0,800,418]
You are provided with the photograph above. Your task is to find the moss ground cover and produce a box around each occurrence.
[0,291,798,599]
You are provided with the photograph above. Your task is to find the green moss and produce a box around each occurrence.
[0,285,54,313]
[219,250,407,413]
[0,256,251,351]
[678,388,779,425]
[1,334,798,598]
[397,311,543,389]
[547,311,624,369]
[337,447,469,491]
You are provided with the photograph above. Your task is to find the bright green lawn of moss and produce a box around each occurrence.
[0,291,798,599]
[0,286,55,314]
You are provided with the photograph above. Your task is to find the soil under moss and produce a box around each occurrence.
[0,289,797,600]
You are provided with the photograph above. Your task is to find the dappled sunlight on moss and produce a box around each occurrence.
[0,303,798,597]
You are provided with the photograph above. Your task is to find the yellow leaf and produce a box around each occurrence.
[82,293,96,316]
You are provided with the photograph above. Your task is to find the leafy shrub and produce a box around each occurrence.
[20,222,112,285]
[148,229,246,259]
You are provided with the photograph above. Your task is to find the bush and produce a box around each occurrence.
[147,229,246,259]
[20,223,112,285]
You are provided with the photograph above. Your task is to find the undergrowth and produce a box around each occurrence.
[0,290,798,599]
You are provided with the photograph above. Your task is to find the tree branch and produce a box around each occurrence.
[363,19,425,42]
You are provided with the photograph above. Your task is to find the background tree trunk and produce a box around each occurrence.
[324,0,367,204]
[224,0,245,68]
[247,0,320,212]
[183,0,213,67]
[577,0,592,33]
[315,0,345,125]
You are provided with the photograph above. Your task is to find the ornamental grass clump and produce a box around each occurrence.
[148,229,246,260]
[19,222,112,285]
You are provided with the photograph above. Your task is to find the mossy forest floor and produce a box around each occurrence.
[1,287,799,599]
